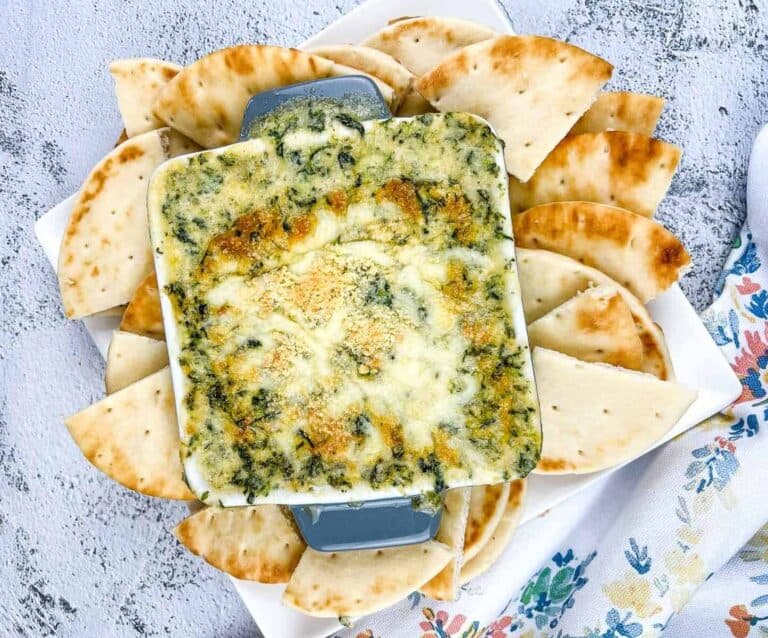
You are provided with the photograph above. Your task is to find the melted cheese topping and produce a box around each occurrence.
[147,112,540,505]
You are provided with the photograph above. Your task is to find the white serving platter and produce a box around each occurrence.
[34,0,742,636]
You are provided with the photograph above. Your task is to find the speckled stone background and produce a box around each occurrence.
[1,0,766,636]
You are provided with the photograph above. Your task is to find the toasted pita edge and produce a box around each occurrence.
[65,367,193,499]
[119,271,164,339]
[512,201,690,303]
[421,488,471,601]
[509,131,681,217]
[463,482,511,563]
[460,479,527,584]
[283,541,453,617]
[153,45,336,148]
[570,91,665,136]
[173,505,306,583]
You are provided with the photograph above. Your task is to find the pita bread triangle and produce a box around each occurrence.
[105,330,168,394]
[532,347,696,474]
[463,482,510,563]
[460,479,526,584]
[174,505,306,583]
[58,128,193,319]
[509,130,681,216]
[570,91,665,136]
[527,285,644,371]
[512,201,690,303]
[120,271,164,339]
[516,248,672,380]
[309,44,414,110]
[421,487,470,601]
[110,58,181,137]
[416,35,612,182]
[65,367,193,499]
[153,45,336,148]
[361,16,497,76]
[283,541,454,617]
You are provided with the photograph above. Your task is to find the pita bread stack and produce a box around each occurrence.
[516,248,673,381]
[416,35,613,181]
[153,45,336,148]
[512,201,690,303]
[570,91,665,136]
[420,488,471,601]
[509,131,681,216]
[460,480,526,584]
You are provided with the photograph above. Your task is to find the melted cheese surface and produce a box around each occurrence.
[148,112,540,504]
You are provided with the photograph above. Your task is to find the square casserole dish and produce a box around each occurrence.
[147,111,541,506]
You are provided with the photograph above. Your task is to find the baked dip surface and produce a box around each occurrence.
[148,111,540,505]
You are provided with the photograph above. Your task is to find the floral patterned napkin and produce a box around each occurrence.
[335,132,768,638]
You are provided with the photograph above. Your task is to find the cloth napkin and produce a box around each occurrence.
[335,126,768,638]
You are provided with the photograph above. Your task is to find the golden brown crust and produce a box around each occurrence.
[120,271,164,339]
[570,91,665,136]
[512,201,690,302]
[509,131,681,216]
[153,45,335,148]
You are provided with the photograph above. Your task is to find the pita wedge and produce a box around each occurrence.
[110,58,181,137]
[421,488,471,601]
[516,248,673,380]
[58,128,196,319]
[512,202,690,303]
[174,506,306,583]
[463,482,511,563]
[527,286,644,370]
[330,63,395,107]
[362,17,496,76]
[460,479,526,584]
[65,367,193,499]
[509,131,681,216]
[416,36,612,181]
[309,45,413,109]
[283,541,453,617]
[532,348,697,473]
[570,91,665,136]
[120,271,164,339]
[153,45,336,148]
[105,331,168,394]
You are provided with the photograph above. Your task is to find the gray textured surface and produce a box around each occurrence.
[1,0,766,636]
